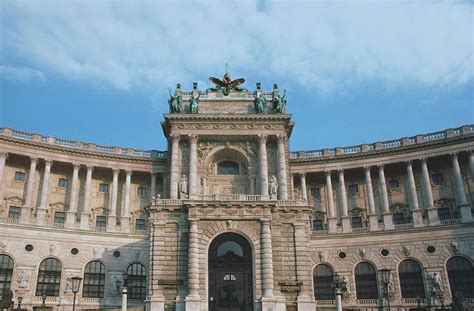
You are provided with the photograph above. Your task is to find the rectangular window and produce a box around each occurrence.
[96,216,107,228]
[388,179,400,189]
[99,183,109,193]
[58,178,69,188]
[312,219,324,230]
[14,171,26,182]
[351,216,362,228]
[310,187,320,198]
[54,212,65,224]
[431,173,445,186]
[135,219,146,231]
[137,186,147,197]
[348,184,359,194]
[438,207,451,220]
[393,212,405,225]
[8,206,21,219]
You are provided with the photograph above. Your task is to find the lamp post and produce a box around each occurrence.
[380,269,391,311]
[17,296,22,311]
[121,272,128,311]
[332,274,347,311]
[71,277,82,311]
[41,292,47,308]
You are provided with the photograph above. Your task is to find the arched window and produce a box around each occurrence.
[217,161,239,175]
[0,255,14,293]
[313,264,334,300]
[83,261,106,298]
[447,256,474,298]
[36,258,62,296]
[127,263,146,300]
[355,262,378,299]
[398,259,425,298]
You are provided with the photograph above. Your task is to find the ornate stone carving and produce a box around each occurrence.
[18,270,30,289]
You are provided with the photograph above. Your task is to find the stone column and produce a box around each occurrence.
[469,151,474,179]
[338,170,351,232]
[147,222,165,311]
[185,219,200,309]
[122,169,132,233]
[21,157,37,224]
[37,159,52,225]
[0,152,7,210]
[325,171,337,233]
[364,166,379,231]
[249,176,255,195]
[406,161,424,227]
[290,173,295,200]
[150,172,157,199]
[300,173,307,201]
[421,158,438,225]
[294,223,314,310]
[378,165,394,230]
[108,168,119,231]
[258,135,269,198]
[451,153,472,222]
[261,220,276,309]
[80,165,94,229]
[276,135,288,200]
[201,177,208,196]
[65,163,80,228]
[169,134,180,199]
[188,134,198,199]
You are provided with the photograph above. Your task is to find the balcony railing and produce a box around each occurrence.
[394,223,414,230]
[440,218,462,225]
[312,229,329,236]
[357,299,379,305]
[151,196,308,205]
[316,300,335,305]
[352,226,370,233]
[91,226,107,232]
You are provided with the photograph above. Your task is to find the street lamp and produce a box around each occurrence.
[17,296,22,311]
[332,274,347,311]
[380,269,391,311]
[71,276,82,311]
[41,292,47,308]
[121,272,128,311]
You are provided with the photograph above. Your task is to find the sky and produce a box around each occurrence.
[1,0,473,151]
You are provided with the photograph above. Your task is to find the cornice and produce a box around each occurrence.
[163,113,293,122]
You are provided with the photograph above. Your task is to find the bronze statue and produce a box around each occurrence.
[254,93,266,114]
[272,89,286,113]
[209,72,246,96]
[168,83,182,113]
[189,92,200,114]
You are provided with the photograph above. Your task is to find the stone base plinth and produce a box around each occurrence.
[185,294,200,311]
[36,207,47,225]
[65,211,77,228]
[328,217,338,233]
[341,216,351,233]
[261,297,276,311]
[107,215,117,232]
[412,209,426,227]
[427,207,440,226]
[460,205,473,223]
[369,214,379,231]
[382,212,394,230]
[80,212,90,229]
[121,216,130,233]
[146,296,165,311]
[297,294,315,311]
[19,205,32,224]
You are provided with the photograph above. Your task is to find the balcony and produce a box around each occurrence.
[394,222,414,230]
[440,218,462,225]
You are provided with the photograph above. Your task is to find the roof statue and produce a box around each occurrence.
[208,64,246,96]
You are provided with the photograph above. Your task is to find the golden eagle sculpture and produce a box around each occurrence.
[209,72,246,96]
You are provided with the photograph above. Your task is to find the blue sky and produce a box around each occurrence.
[1,0,473,151]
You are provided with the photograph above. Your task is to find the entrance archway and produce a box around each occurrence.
[208,233,253,311]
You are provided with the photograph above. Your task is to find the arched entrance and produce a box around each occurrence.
[208,233,253,311]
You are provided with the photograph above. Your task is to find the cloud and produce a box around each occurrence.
[0,65,46,83]
[1,0,472,94]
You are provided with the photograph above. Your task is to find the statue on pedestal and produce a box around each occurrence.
[269,175,278,196]
[168,83,182,113]
[179,175,188,199]
[432,272,442,292]
[189,93,200,114]
[254,93,266,114]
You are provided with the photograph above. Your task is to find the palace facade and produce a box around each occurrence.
[0,79,473,311]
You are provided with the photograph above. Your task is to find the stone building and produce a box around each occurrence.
[0,76,473,311]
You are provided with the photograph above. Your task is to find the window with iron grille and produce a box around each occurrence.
[393,213,405,225]
[127,263,147,300]
[0,255,14,294]
[312,219,324,231]
[398,259,425,298]
[82,261,106,298]
[135,219,146,231]
[57,178,69,188]
[14,171,26,182]
[8,206,21,220]
[431,173,444,186]
[310,187,320,198]
[54,212,65,224]
[96,216,106,228]
[348,184,359,194]
[137,187,146,197]
[351,217,363,228]
[355,262,379,299]
[447,256,474,298]
[388,179,400,189]
[36,258,62,296]
[99,183,109,193]
[437,207,451,221]
[313,264,334,300]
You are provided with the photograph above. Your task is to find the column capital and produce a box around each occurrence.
[450,152,459,159]
[169,133,180,143]
[338,169,344,175]
[258,134,268,144]
[377,164,385,170]
[276,134,287,143]
[112,168,120,175]
[0,152,8,159]
[300,172,306,178]
[261,219,271,226]
[72,162,81,170]
[44,158,53,166]
[420,157,428,164]
[86,164,94,172]
[30,157,38,164]
[405,160,413,166]
[324,170,332,176]
[125,169,133,176]
[188,134,198,143]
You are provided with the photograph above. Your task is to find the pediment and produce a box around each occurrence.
[5,196,23,205]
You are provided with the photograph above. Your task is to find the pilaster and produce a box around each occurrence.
[169,134,180,199]
[80,165,94,229]
[259,134,269,199]
[65,163,80,228]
